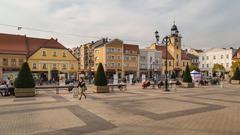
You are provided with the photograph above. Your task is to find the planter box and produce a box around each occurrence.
[92,86,109,93]
[231,80,240,85]
[182,82,195,88]
[15,88,35,97]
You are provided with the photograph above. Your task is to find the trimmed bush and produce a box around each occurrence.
[171,72,176,79]
[93,63,108,86]
[232,67,240,80]
[183,64,192,83]
[14,62,35,88]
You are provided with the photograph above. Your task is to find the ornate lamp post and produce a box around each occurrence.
[155,31,171,91]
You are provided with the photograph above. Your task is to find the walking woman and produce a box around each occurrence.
[77,77,87,100]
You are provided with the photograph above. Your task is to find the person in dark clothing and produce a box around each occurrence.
[77,77,87,100]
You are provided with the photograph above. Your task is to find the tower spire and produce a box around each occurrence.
[173,17,175,25]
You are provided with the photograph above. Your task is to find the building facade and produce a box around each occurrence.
[0,33,27,81]
[199,48,236,76]
[123,44,140,78]
[139,49,162,80]
[147,23,191,77]
[0,33,78,81]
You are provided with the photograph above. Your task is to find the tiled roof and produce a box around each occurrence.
[0,33,28,55]
[155,45,174,60]
[181,52,191,60]
[0,33,67,57]
[123,44,140,54]
[233,48,240,59]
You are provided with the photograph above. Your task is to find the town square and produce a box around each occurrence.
[0,0,240,135]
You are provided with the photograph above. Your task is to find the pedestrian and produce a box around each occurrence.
[77,77,87,100]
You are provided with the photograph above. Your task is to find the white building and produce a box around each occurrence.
[139,49,162,80]
[199,48,236,76]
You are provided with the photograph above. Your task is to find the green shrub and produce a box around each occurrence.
[14,62,35,88]
[232,67,240,80]
[171,72,176,79]
[93,63,108,86]
[183,64,192,83]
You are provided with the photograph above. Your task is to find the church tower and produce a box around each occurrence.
[167,21,182,68]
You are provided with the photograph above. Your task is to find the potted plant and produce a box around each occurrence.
[231,67,240,84]
[182,64,194,88]
[93,63,109,93]
[14,62,36,97]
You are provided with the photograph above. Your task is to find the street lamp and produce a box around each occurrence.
[155,31,171,91]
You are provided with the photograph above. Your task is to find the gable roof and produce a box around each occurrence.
[123,44,140,54]
[233,48,240,59]
[0,33,28,55]
[155,45,174,60]
[0,33,69,58]
[181,52,191,60]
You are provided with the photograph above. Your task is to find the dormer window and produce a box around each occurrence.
[63,52,66,57]
[42,51,47,56]
[53,52,57,57]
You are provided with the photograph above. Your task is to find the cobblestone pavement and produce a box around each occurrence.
[0,83,240,135]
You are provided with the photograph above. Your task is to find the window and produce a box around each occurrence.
[207,64,209,68]
[53,52,57,57]
[63,52,66,57]
[141,56,146,61]
[213,56,216,60]
[183,62,185,67]
[226,54,229,59]
[202,56,204,61]
[3,58,8,66]
[177,54,179,59]
[125,56,129,60]
[71,64,74,69]
[118,63,121,67]
[131,56,137,61]
[19,59,24,66]
[33,63,37,69]
[226,63,229,67]
[42,51,47,56]
[43,64,47,69]
[52,64,57,70]
[95,50,99,53]
[206,56,209,60]
[62,64,66,69]
[169,61,171,66]
[11,59,16,66]
[111,56,114,60]
[202,64,204,68]
[221,55,223,59]
[117,49,121,53]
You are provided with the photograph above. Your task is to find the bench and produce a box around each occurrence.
[108,84,127,92]
[35,85,78,94]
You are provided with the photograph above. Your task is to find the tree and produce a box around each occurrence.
[212,64,225,73]
[183,64,192,83]
[232,67,240,80]
[231,61,240,73]
[14,62,35,88]
[189,65,200,72]
[93,63,108,86]
[171,72,176,79]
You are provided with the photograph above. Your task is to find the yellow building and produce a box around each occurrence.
[94,39,123,79]
[148,22,191,77]
[0,33,78,82]
[123,44,140,78]
[79,43,94,76]
[27,38,78,81]
[0,33,27,81]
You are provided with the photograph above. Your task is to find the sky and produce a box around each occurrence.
[0,0,240,49]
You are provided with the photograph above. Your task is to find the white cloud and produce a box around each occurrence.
[0,0,239,49]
